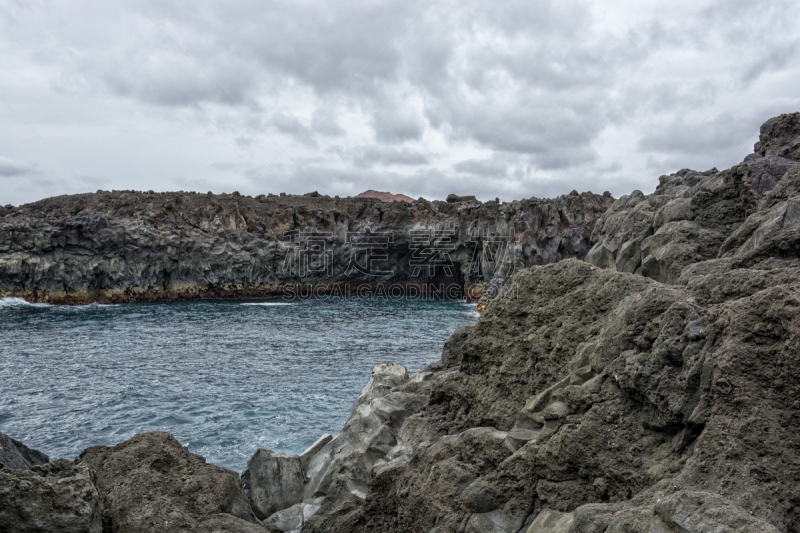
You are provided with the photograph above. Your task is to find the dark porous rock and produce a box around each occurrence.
[0,188,612,304]
[299,255,800,532]
[0,458,102,533]
[755,111,800,161]
[7,114,800,533]
[440,324,473,369]
[586,113,800,284]
[446,194,479,203]
[0,431,49,470]
[240,433,333,522]
[77,431,262,533]
[293,114,800,532]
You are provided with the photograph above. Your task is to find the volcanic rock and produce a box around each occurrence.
[5,113,800,533]
[299,256,800,532]
[0,189,611,304]
[77,431,262,533]
[585,112,800,284]
[241,433,332,520]
[292,114,800,533]
[0,459,102,533]
[754,112,800,161]
[0,431,49,470]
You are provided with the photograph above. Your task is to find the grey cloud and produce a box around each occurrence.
[742,39,800,83]
[372,106,426,143]
[0,157,34,178]
[353,147,429,169]
[638,112,763,156]
[454,158,508,177]
[311,111,346,137]
[271,112,317,147]
[1,0,800,207]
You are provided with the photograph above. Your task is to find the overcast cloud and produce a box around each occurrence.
[1,0,799,205]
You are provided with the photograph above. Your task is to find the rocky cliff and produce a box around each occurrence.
[0,188,611,304]
[586,112,800,284]
[249,113,800,533]
[2,113,799,533]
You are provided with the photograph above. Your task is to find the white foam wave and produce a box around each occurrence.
[64,302,120,311]
[0,296,52,309]
[241,302,293,306]
[0,297,122,310]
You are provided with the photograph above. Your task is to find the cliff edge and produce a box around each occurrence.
[284,112,800,532]
[0,190,611,304]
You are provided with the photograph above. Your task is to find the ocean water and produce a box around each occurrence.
[0,296,477,472]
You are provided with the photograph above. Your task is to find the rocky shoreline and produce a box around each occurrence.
[0,187,612,305]
[2,112,800,532]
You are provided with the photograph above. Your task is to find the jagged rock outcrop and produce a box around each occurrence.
[0,190,612,304]
[249,114,800,532]
[294,255,799,533]
[0,459,103,533]
[755,112,800,161]
[77,432,263,532]
[0,431,49,470]
[586,112,800,284]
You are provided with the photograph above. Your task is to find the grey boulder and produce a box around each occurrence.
[241,433,331,521]
[77,431,262,533]
[0,431,49,470]
[0,459,102,533]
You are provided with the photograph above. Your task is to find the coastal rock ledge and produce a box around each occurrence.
[0,186,612,304]
[1,112,799,533]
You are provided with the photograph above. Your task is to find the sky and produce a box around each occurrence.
[1,0,799,206]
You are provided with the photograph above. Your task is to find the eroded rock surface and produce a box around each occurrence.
[0,190,611,304]
[0,459,102,533]
[289,114,800,533]
[77,431,262,533]
[296,256,800,532]
[755,112,800,161]
[0,431,49,470]
[4,113,800,532]
[586,112,800,284]
[241,433,332,521]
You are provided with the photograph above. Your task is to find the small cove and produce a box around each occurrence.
[0,296,476,472]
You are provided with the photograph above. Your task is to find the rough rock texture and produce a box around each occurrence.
[77,431,263,533]
[5,114,800,532]
[275,114,800,532]
[241,433,332,520]
[298,257,799,532]
[0,431,49,470]
[0,459,102,533]
[0,190,612,303]
[755,112,800,161]
[586,112,800,284]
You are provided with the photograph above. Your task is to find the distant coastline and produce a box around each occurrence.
[0,190,611,306]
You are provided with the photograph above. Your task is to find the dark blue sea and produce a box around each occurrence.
[0,296,477,472]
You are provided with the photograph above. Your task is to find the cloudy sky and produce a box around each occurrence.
[1,0,799,206]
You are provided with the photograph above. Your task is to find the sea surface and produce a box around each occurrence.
[0,296,477,472]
